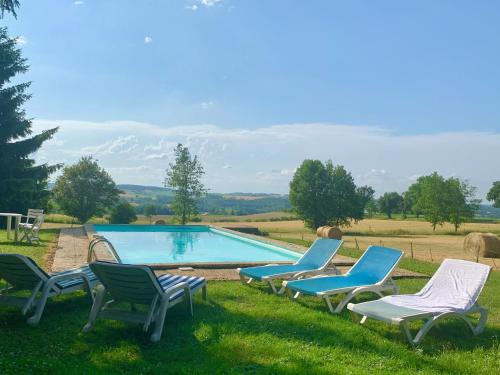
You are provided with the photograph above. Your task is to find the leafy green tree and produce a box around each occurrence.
[289,160,330,229]
[378,192,403,219]
[409,172,450,231]
[487,181,500,208]
[365,199,378,218]
[289,160,372,229]
[110,202,137,224]
[0,0,19,18]
[0,27,59,215]
[52,157,121,223]
[144,204,157,223]
[400,191,413,219]
[164,144,206,224]
[323,162,365,227]
[355,185,375,219]
[447,178,479,232]
[405,183,423,218]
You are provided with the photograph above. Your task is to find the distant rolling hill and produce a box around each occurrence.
[117,184,291,215]
[477,204,500,219]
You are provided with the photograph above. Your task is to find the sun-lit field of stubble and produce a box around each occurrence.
[210,219,500,269]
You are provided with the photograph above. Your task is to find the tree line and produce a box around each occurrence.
[289,160,500,231]
[374,173,479,231]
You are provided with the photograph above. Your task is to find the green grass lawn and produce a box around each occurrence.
[0,230,499,374]
[0,228,58,267]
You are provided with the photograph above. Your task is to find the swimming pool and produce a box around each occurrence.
[91,225,301,265]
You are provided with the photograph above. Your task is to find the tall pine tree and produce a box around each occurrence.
[0,27,59,213]
[0,1,20,19]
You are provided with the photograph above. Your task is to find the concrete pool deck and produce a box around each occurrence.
[50,225,426,279]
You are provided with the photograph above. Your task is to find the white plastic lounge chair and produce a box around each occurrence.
[0,254,98,325]
[347,259,492,346]
[83,261,207,342]
[283,246,403,313]
[19,209,44,244]
[237,238,343,294]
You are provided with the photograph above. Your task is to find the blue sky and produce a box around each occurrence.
[3,1,500,196]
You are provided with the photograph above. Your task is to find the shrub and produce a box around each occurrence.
[110,202,137,224]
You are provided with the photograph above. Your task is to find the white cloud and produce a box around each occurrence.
[200,0,222,7]
[31,119,500,197]
[73,1,84,5]
[80,135,138,156]
[15,36,27,45]
[144,36,153,44]
[200,101,214,110]
[186,5,199,11]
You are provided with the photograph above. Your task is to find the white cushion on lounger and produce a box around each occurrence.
[380,259,490,314]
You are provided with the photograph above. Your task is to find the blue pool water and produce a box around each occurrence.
[92,225,301,264]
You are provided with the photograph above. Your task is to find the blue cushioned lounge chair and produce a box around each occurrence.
[83,261,207,342]
[237,238,343,294]
[0,254,98,325]
[283,246,403,313]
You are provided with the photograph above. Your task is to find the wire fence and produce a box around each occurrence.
[270,231,499,269]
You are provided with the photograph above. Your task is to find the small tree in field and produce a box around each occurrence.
[446,178,479,232]
[289,160,330,229]
[409,172,449,231]
[164,144,206,225]
[52,157,121,223]
[487,181,500,208]
[378,192,403,219]
[110,202,137,224]
[289,160,372,229]
[144,204,157,223]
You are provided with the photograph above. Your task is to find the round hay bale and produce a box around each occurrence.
[324,226,343,240]
[316,226,326,237]
[316,226,343,239]
[154,219,166,225]
[464,232,500,258]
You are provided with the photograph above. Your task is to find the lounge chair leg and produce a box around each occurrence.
[83,285,107,333]
[277,284,287,294]
[239,273,253,285]
[202,285,208,301]
[349,309,360,323]
[268,280,279,294]
[143,295,159,332]
[185,288,193,316]
[293,292,301,300]
[474,307,488,335]
[151,298,170,343]
[22,281,43,315]
[360,316,368,324]
[400,322,418,347]
[27,282,54,326]
[325,297,336,313]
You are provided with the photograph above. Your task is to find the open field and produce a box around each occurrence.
[211,219,500,269]
[0,229,499,374]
